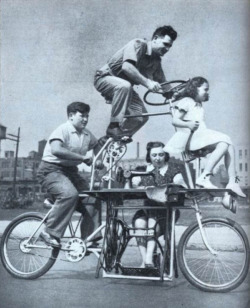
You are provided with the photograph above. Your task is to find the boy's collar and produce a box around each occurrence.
[67,120,88,135]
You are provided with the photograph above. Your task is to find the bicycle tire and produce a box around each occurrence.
[178,217,249,292]
[1,212,60,279]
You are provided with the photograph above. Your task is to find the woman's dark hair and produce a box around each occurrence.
[152,25,177,41]
[146,141,170,163]
[175,77,208,101]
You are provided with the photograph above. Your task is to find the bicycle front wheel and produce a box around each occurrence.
[178,218,249,292]
[1,213,59,279]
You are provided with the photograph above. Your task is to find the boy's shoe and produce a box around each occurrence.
[226,180,246,198]
[196,173,218,189]
[39,231,61,248]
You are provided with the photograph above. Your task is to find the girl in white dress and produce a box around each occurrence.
[164,76,245,197]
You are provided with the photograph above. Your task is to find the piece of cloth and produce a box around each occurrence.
[42,121,98,166]
[164,97,232,155]
[94,39,166,135]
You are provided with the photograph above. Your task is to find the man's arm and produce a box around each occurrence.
[121,61,161,92]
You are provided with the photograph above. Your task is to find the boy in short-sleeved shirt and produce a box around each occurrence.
[37,102,102,247]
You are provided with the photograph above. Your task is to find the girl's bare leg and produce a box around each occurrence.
[196,142,228,188]
[204,142,229,173]
[224,144,246,197]
[224,144,236,178]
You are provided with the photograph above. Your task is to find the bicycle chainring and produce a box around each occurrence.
[107,141,127,160]
[64,238,87,262]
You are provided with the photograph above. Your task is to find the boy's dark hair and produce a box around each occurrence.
[146,141,170,163]
[67,102,90,116]
[152,25,177,41]
[176,77,208,101]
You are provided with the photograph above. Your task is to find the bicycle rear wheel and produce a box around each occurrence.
[1,213,59,279]
[178,218,249,292]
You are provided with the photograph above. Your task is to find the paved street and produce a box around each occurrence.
[0,205,250,308]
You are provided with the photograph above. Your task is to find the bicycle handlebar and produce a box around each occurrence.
[143,79,188,106]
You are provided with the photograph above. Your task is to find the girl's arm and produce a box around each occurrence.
[172,109,199,131]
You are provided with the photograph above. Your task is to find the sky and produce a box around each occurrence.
[0,0,249,160]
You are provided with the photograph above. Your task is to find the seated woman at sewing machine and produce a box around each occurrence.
[132,141,187,268]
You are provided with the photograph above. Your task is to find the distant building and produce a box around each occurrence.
[0,139,47,198]
[4,151,14,158]
[235,145,250,187]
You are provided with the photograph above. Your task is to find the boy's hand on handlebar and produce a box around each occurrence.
[188,121,200,132]
[146,79,162,92]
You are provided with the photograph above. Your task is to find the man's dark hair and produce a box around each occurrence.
[176,77,208,101]
[67,102,90,116]
[152,25,177,41]
[146,141,170,163]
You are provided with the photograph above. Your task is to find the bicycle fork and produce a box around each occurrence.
[193,199,218,256]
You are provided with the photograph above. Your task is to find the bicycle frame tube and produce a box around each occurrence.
[86,223,106,243]
[90,137,113,190]
[27,209,52,243]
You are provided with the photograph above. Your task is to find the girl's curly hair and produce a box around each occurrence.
[175,77,208,101]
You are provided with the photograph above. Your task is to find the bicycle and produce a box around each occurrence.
[1,80,249,293]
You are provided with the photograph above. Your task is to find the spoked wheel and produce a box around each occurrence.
[103,217,125,272]
[178,218,249,292]
[1,213,59,279]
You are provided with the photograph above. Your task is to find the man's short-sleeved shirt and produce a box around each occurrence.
[42,121,98,166]
[102,39,166,84]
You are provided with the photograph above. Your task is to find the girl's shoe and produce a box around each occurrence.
[226,179,246,198]
[196,173,218,189]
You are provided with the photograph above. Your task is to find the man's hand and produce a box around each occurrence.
[146,79,162,92]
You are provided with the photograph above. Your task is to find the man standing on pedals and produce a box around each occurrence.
[94,25,178,140]
[37,102,102,248]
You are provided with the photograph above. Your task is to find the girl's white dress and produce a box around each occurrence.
[164,97,232,155]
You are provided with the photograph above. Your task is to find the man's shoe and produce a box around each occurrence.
[106,126,130,138]
[196,174,218,189]
[39,231,61,248]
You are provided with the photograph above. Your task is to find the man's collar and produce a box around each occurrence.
[146,163,168,175]
[66,121,88,135]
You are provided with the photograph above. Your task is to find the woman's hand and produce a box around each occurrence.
[188,121,199,132]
